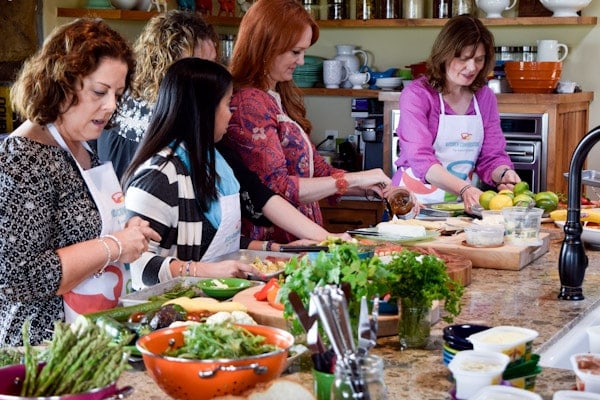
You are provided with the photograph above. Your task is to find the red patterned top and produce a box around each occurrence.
[225,88,343,242]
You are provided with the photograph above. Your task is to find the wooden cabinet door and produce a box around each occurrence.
[319,199,384,233]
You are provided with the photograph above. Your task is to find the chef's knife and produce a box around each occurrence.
[278,245,329,253]
[288,291,325,353]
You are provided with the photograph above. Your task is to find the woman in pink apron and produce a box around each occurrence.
[392,15,521,213]
[0,19,159,346]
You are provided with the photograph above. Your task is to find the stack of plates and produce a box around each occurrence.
[293,55,324,88]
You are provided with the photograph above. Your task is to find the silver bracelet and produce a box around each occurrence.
[102,234,122,262]
[95,237,112,277]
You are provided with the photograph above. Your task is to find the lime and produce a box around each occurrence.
[536,199,558,213]
[523,190,536,199]
[489,194,514,211]
[479,190,497,210]
[513,193,534,207]
[498,189,515,200]
[513,181,530,196]
[535,191,559,206]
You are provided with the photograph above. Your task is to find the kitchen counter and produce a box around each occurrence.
[116,224,598,399]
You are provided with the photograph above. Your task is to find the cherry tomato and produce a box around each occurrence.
[185,312,203,322]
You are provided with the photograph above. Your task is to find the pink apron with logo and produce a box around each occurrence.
[397,93,484,204]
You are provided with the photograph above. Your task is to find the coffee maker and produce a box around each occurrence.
[351,97,384,170]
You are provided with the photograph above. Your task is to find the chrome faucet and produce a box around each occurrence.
[558,126,600,300]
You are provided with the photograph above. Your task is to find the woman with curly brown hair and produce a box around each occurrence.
[392,15,520,212]
[225,0,393,243]
[0,18,159,346]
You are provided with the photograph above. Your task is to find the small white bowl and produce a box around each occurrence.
[464,224,505,247]
[448,350,510,400]
[571,353,600,393]
[554,390,600,399]
[375,77,402,90]
[539,0,592,17]
[472,385,542,400]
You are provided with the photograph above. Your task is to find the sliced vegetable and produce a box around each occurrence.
[267,286,284,311]
[254,278,279,301]
[95,316,135,345]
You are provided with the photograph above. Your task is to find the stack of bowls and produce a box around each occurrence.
[293,55,324,88]
[442,324,491,366]
[504,61,562,94]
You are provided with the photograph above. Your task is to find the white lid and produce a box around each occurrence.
[554,390,600,400]
[472,385,542,400]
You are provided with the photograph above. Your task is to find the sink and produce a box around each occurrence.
[539,300,600,370]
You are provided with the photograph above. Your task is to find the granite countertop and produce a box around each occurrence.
[117,224,599,399]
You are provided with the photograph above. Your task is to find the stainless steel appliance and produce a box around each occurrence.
[351,97,384,170]
[390,109,549,192]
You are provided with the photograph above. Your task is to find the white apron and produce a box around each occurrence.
[47,124,129,322]
[397,93,484,204]
[201,192,242,261]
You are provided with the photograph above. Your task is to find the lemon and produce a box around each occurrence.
[513,181,530,196]
[498,189,515,200]
[479,190,497,210]
[513,193,535,207]
[489,194,514,210]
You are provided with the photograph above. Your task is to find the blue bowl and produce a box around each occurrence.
[443,324,491,351]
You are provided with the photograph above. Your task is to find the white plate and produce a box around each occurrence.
[554,217,600,245]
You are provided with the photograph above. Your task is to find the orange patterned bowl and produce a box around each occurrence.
[136,324,294,400]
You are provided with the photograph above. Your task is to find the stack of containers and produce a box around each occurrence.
[444,325,543,393]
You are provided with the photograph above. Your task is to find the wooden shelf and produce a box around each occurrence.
[301,87,380,97]
[56,8,596,27]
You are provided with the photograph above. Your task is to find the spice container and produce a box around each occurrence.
[402,0,424,18]
[380,0,399,18]
[522,45,537,62]
[219,34,235,65]
[331,355,387,400]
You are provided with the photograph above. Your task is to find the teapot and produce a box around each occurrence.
[334,44,369,88]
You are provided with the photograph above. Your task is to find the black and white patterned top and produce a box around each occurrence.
[125,148,252,290]
[0,136,101,346]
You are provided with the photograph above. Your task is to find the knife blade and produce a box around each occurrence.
[288,291,325,354]
[278,245,329,253]
[357,296,373,358]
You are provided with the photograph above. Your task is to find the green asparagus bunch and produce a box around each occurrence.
[20,318,131,397]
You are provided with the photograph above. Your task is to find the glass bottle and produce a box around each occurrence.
[331,355,387,400]
[522,45,537,62]
[357,0,377,20]
[433,0,451,18]
[452,0,473,16]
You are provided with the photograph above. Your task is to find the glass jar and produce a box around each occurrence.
[303,0,320,20]
[433,0,451,18]
[219,34,235,65]
[331,355,387,400]
[522,45,537,62]
[452,0,473,16]
[328,0,349,19]
[380,0,399,18]
[402,0,424,18]
[357,0,377,20]
[397,297,431,349]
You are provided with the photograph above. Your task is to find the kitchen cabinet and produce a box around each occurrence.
[319,198,384,232]
[379,91,594,195]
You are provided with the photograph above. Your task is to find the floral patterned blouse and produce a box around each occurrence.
[225,88,343,243]
[0,137,101,346]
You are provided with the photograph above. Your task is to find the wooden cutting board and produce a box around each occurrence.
[410,232,550,271]
[232,286,441,337]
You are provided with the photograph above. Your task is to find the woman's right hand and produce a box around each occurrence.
[113,217,161,263]
[348,168,392,197]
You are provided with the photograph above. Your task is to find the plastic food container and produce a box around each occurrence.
[554,390,600,399]
[448,350,510,400]
[471,385,542,399]
[502,207,544,246]
[468,326,539,362]
[464,224,505,247]
[571,353,600,393]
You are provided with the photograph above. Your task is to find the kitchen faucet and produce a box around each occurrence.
[558,125,600,300]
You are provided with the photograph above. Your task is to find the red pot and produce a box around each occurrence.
[406,62,428,79]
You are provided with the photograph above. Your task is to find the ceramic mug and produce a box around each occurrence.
[537,39,568,62]
[348,72,371,89]
[323,59,349,89]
